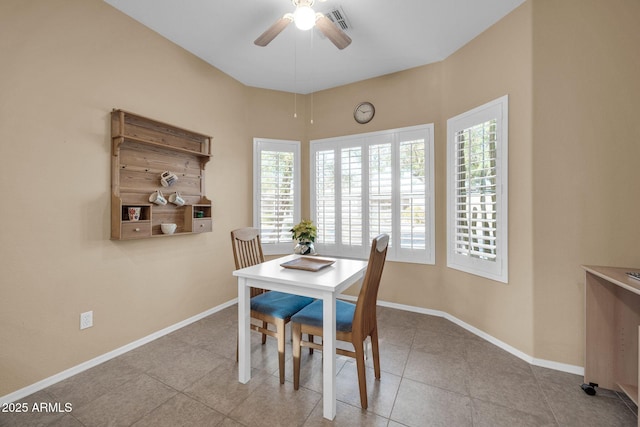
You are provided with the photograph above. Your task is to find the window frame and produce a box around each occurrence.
[253,138,301,255]
[310,124,435,264]
[446,95,509,283]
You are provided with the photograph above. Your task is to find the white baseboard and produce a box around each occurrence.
[0,298,238,405]
[340,295,584,376]
[530,357,584,376]
[2,296,583,404]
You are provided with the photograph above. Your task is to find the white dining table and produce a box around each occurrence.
[232,254,368,420]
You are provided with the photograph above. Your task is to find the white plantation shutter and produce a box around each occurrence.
[447,95,508,283]
[341,146,363,247]
[454,121,498,260]
[398,132,429,255]
[253,139,300,254]
[311,124,434,264]
[259,150,295,243]
[315,149,336,245]
[369,142,393,244]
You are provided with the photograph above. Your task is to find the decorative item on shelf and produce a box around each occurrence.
[195,210,204,218]
[168,192,185,206]
[149,190,167,205]
[291,219,317,255]
[160,223,177,235]
[127,207,141,221]
[160,170,179,187]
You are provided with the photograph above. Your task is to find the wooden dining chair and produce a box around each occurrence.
[230,227,314,384]
[291,234,389,409]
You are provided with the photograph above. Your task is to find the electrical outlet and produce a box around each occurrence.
[80,311,93,330]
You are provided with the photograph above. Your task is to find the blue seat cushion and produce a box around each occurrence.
[250,291,314,319]
[290,299,355,332]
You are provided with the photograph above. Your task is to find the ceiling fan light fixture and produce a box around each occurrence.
[255,0,350,49]
[294,5,316,30]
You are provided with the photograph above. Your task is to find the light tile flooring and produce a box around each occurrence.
[1,305,637,427]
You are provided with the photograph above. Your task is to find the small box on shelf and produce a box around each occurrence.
[121,222,152,239]
[192,218,212,233]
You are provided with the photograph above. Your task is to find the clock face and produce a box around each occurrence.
[354,102,375,124]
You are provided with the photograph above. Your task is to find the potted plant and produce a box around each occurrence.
[291,219,317,255]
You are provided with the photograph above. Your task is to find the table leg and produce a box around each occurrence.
[322,292,337,420]
[238,277,251,383]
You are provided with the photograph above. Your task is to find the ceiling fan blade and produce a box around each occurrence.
[254,14,294,47]
[315,14,351,50]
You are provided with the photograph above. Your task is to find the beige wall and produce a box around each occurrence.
[442,1,535,354]
[0,0,305,396]
[2,0,638,398]
[532,0,640,363]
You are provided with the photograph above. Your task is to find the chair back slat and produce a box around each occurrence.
[352,234,389,338]
[231,227,266,298]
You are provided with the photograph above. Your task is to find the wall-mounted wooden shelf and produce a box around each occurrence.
[111,109,213,240]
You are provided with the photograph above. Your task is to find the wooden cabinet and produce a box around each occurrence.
[111,109,213,240]
[583,265,640,425]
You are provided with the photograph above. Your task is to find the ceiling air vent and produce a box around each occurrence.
[324,5,351,31]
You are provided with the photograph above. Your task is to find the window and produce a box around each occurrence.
[253,138,300,255]
[310,124,435,264]
[446,95,508,283]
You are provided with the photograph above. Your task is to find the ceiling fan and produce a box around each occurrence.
[254,0,352,50]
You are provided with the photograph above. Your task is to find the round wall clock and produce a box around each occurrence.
[354,101,375,124]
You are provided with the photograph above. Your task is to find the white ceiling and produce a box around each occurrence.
[104,0,525,94]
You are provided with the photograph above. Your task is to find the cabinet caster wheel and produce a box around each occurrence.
[581,382,597,396]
